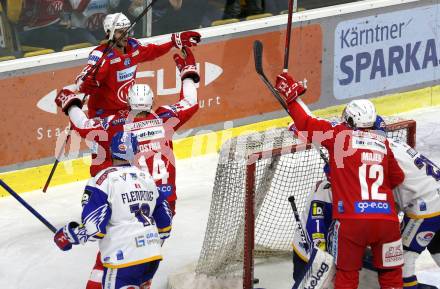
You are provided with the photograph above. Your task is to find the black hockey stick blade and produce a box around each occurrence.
[253,40,289,112]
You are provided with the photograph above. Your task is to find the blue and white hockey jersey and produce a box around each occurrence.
[292,180,333,262]
[79,164,172,268]
[389,139,440,219]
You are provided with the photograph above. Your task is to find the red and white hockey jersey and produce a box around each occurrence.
[287,100,404,222]
[76,38,174,118]
[67,0,111,32]
[69,79,198,204]
[18,0,64,30]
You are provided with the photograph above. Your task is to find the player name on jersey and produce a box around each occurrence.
[361,152,383,163]
[121,189,155,204]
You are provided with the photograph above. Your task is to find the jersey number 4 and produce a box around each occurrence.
[359,164,386,200]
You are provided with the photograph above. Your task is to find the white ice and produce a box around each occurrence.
[1,107,440,289]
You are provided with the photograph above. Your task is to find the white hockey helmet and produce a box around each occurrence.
[103,13,131,40]
[128,84,154,111]
[342,99,377,128]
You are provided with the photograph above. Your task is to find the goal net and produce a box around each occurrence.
[169,118,416,289]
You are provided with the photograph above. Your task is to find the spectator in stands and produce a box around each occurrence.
[223,0,264,19]
[265,0,288,15]
[151,0,182,36]
[7,0,67,51]
[4,0,106,53]
[63,0,119,45]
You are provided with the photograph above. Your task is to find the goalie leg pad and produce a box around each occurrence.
[292,247,335,289]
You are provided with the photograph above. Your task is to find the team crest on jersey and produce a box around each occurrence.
[117,79,135,103]
[124,58,131,67]
[130,173,137,180]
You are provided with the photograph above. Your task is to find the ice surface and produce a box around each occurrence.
[1,107,439,289]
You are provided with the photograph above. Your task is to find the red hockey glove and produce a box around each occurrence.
[55,88,83,115]
[78,74,100,96]
[171,31,201,50]
[173,47,200,83]
[275,72,306,104]
[54,222,80,251]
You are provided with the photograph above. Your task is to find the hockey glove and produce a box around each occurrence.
[78,74,100,96]
[54,221,81,251]
[275,72,306,104]
[171,31,201,50]
[173,47,200,83]
[55,88,83,115]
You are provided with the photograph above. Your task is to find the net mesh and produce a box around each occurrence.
[195,118,414,279]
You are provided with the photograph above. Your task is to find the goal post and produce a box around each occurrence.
[169,118,416,289]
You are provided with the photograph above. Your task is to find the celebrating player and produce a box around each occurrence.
[55,46,199,288]
[275,72,405,289]
[292,116,440,289]
[75,12,201,119]
[54,131,172,289]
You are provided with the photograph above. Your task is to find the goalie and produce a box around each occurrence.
[291,117,440,289]
[275,72,405,289]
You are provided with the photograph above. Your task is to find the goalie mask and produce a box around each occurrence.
[128,84,154,112]
[342,99,377,129]
[103,13,131,40]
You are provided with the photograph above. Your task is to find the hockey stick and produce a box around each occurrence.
[43,0,158,192]
[0,180,56,233]
[288,195,311,252]
[283,0,295,72]
[253,41,329,165]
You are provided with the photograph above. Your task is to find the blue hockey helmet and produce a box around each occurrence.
[110,132,138,161]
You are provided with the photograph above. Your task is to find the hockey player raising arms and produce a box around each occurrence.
[76,12,201,119]
[56,46,199,194]
[292,117,440,289]
[275,73,405,289]
[55,46,199,288]
[54,131,172,289]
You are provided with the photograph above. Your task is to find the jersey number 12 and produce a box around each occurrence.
[359,164,386,200]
